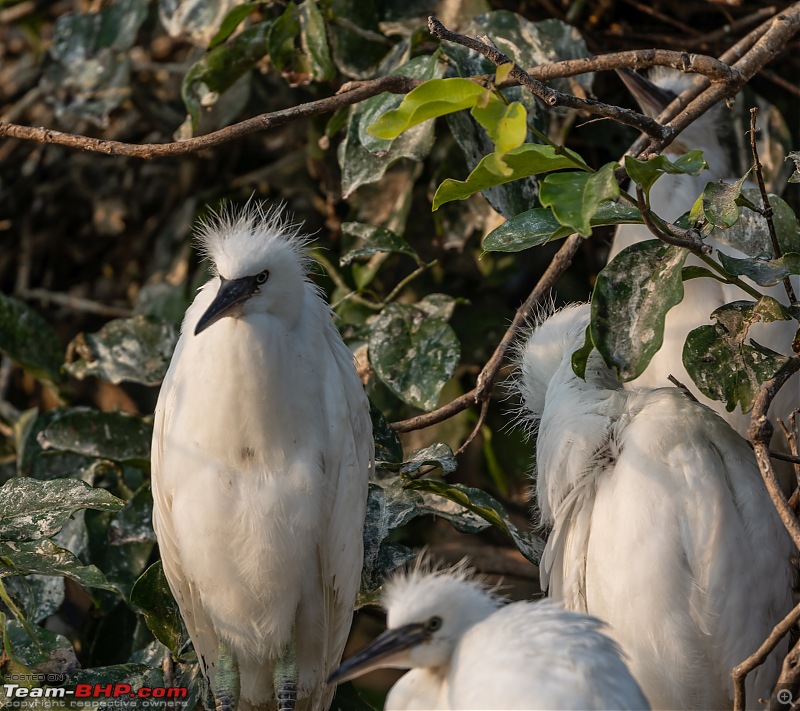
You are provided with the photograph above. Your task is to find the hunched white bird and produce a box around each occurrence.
[611,68,799,452]
[515,302,794,710]
[151,204,373,711]
[328,565,651,710]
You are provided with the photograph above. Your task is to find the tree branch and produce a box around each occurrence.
[391,233,582,433]
[427,16,668,139]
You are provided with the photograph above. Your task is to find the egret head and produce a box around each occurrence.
[514,302,590,422]
[193,203,311,335]
[328,564,502,684]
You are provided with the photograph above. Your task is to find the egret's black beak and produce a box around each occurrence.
[616,68,677,118]
[195,275,259,335]
[327,622,429,685]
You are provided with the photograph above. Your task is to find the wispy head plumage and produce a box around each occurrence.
[510,301,590,432]
[383,557,504,630]
[195,201,311,281]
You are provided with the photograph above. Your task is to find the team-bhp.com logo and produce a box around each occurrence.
[4,682,188,702]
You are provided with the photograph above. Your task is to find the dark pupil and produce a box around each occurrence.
[256,271,268,284]
[428,616,442,631]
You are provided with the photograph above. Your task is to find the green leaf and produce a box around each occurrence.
[682,265,728,283]
[3,620,77,675]
[130,561,185,654]
[683,298,791,412]
[717,251,800,287]
[0,538,116,591]
[539,163,620,237]
[483,202,643,253]
[64,316,179,387]
[399,443,457,476]
[37,409,152,466]
[369,304,460,411]
[624,150,707,195]
[108,483,155,545]
[340,223,419,266]
[705,189,800,257]
[367,78,488,140]
[571,325,593,379]
[4,574,65,623]
[789,151,800,184]
[701,175,749,229]
[298,0,335,81]
[369,402,403,478]
[404,479,544,565]
[0,477,123,542]
[470,100,527,158]
[182,21,271,132]
[433,143,586,210]
[208,2,259,49]
[0,294,63,388]
[592,240,689,381]
[266,1,300,71]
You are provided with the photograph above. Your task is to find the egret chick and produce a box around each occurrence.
[515,302,794,710]
[611,68,799,448]
[151,204,373,711]
[329,565,651,710]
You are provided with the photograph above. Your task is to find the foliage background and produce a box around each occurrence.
[1,0,799,707]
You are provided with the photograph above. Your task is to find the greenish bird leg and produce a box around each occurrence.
[274,637,298,711]
[213,640,240,711]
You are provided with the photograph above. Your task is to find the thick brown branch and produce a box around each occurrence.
[392,234,582,433]
[0,75,417,159]
[426,16,669,139]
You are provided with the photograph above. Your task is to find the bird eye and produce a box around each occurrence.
[256,270,269,285]
[426,616,443,632]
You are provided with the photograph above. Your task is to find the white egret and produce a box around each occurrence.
[151,204,373,711]
[515,302,794,710]
[612,68,799,449]
[328,565,651,710]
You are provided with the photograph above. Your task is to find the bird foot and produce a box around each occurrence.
[215,694,235,711]
[276,681,296,711]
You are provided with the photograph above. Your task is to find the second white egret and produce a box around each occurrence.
[515,302,794,710]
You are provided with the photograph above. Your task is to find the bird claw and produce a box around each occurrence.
[215,695,235,711]
[276,681,296,711]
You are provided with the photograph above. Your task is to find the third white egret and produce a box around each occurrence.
[612,68,799,452]
[151,203,373,710]
[515,302,794,710]
[328,564,651,710]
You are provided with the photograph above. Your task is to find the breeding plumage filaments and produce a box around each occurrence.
[611,68,799,452]
[151,203,373,711]
[328,564,651,710]
[515,302,794,710]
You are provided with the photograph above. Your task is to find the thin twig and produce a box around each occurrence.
[19,288,133,318]
[635,186,712,253]
[736,356,800,710]
[426,16,669,139]
[749,107,797,304]
[392,234,583,433]
[384,260,437,304]
[733,602,800,711]
[455,397,490,457]
[667,374,700,403]
[685,6,777,48]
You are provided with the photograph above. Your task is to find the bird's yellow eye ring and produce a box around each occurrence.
[256,270,269,285]
[427,615,443,632]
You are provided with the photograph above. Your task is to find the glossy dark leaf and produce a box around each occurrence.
[399,443,457,476]
[0,538,117,591]
[701,175,749,229]
[208,1,259,49]
[130,561,185,654]
[340,223,419,266]
[108,484,155,546]
[36,409,152,466]
[0,477,123,541]
[624,150,706,195]
[683,298,791,412]
[64,316,179,387]
[717,251,800,287]
[369,303,460,411]
[483,202,643,253]
[592,240,688,381]
[0,294,63,388]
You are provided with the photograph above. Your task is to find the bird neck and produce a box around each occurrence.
[535,353,624,527]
